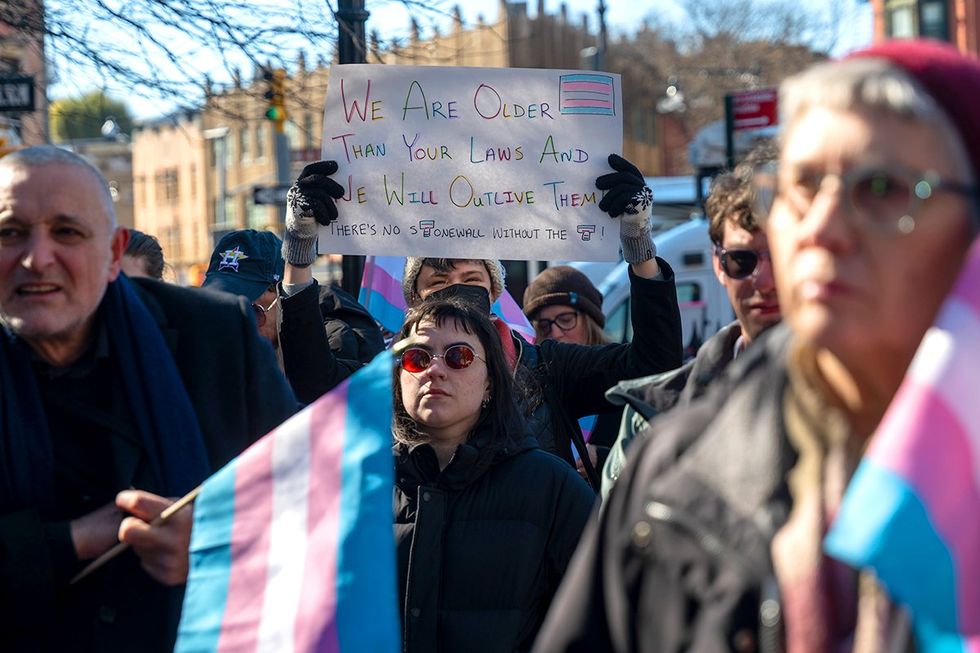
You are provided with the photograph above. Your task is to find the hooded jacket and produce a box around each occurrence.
[394,427,594,653]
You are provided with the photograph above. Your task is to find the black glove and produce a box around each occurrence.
[283,160,346,266]
[596,154,653,221]
[596,154,656,264]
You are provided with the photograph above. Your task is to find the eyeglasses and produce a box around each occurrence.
[399,344,485,373]
[251,294,279,318]
[532,311,579,334]
[714,246,771,280]
[752,161,979,235]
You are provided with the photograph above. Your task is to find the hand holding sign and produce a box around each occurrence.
[283,160,346,266]
[319,65,624,262]
[596,153,657,265]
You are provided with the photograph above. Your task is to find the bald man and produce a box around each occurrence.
[0,146,296,652]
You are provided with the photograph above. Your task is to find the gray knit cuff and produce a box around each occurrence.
[282,231,317,267]
[619,220,657,264]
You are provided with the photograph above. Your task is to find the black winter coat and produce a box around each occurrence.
[518,260,683,484]
[395,429,595,653]
[533,325,797,653]
[0,278,298,653]
[279,279,386,404]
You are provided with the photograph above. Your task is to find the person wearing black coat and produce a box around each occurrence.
[0,144,297,653]
[393,298,594,653]
[279,278,386,403]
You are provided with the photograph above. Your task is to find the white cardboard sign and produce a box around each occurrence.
[319,64,623,261]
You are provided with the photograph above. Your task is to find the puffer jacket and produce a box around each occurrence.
[394,428,595,653]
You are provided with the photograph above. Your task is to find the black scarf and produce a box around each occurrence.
[0,276,211,512]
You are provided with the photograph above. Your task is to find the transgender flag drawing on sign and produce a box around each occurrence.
[175,352,400,653]
[559,74,616,116]
[825,238,980,653]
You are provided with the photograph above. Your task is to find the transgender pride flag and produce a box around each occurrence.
[825,238,980,653]
[359,255,536,343]
[175,352,399,653]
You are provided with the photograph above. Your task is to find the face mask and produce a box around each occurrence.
[427,283,492,315]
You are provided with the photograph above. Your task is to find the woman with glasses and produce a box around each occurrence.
[522,266,618,479]
[393,296,594,653]
[535,40,980,653]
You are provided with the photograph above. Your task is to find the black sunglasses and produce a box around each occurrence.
[399,344,485,373]
[714,246,771,280]
[753,161,979,235]
[532,311,579,334]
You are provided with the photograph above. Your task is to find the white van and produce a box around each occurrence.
[596,218,734,354]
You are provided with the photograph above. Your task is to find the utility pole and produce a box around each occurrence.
[596,0,608,72]
[337,0,370,296]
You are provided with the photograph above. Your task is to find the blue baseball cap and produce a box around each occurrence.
[202,229,284,302]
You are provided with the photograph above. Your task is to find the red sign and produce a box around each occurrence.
[730,88,778,131]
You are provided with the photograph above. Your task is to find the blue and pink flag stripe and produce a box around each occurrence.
[358,256,408,334]
[359,255,536,342]
[559,74,616,116]
[825,239,980,653]
[175,352,400,653]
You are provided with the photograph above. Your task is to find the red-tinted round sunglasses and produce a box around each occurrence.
[399,344,485,373]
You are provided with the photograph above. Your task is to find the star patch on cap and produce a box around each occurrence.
[218,246,249,272]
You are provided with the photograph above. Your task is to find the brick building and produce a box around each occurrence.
[872,0,980,53]
[0,0,47,146]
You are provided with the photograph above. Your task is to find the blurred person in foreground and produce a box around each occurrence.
[534,39,980,653]
[0,146,296,652]
[601,161,781,498]
[392,297,593,653]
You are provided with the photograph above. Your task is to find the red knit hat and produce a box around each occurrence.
[848,39,980,181]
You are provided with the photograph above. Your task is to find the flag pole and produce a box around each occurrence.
[70,485,202,585]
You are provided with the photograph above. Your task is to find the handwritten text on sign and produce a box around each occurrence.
[319,64,623,261]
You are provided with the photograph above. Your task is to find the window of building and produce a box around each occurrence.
[154,168,179,204]
[246,201,267,229]
[919,0,949,41]
[239,127,250,163]
[255,123,266,160]
[285,119,299,149]
[303,113,314,150]
[886,0,917,38]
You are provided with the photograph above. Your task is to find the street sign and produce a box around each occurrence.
[252,184,291,205]
[0,76,35,113]
[729,88,778,132]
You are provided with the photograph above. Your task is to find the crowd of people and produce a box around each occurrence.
[1,38,977,653]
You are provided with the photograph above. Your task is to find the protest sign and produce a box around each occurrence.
[319,64,623,261]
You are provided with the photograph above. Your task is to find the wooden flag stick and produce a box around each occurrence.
[70,485,202,585]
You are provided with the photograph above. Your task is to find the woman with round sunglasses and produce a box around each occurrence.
[393,296,594,653]
[535,40,980,653]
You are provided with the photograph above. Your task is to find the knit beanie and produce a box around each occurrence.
[522,265,605,328]
[402,257,506,306]
[848,39,980,183]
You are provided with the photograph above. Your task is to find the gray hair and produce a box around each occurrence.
[0,145,117,226]
[779,57,975,184]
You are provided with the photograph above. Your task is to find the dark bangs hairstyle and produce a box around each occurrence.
[392,296,524,454]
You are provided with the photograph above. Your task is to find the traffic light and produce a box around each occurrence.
[263,68,287,128]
